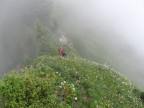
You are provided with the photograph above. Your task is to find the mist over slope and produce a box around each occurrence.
[0,0,144,88]
[0,22,144,107]
[0,1,144,107]
[53,0,144,88]
[0,0,53,73]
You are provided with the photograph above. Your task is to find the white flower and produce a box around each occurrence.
[73,88,75,91]
[61,81,66,85]
[61,82,64,85]
[71,84,74,87]
[74,97,77,100]
[59,86,62,88]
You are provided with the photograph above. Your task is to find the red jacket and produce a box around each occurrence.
[58,47,64,55]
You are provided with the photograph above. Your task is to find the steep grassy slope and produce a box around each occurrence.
[0,15,143,107]
[52,1,144,88]
[0,55,143,107]
[1,1,144,107]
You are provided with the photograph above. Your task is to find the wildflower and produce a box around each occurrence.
[59,86,62,88]
[71,84,74,87]
[74,97,77,101]
[72,87,75,91]
[61,82,64,85]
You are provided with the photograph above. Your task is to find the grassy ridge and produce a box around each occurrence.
[0,21,143,107]
[0,55,143,107]
[33,56,143,107]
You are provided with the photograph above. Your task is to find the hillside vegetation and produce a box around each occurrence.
[0,55,144,108]
[0,22,144,107]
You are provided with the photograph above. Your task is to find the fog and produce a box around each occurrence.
[53,0,144,88]
[54,0,144,56]
[0,0,52,73]
[0,0,144,88]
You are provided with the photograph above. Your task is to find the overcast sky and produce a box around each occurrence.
[93,0,144,55]
[0,0,144,87]
[53,0,144,87]
[56,0,144,56]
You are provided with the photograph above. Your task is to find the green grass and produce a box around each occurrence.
[33,55,144,108]
[0,55,143,107]
[0,27,143,107]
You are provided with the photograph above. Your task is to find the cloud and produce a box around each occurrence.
[54,0,144,87]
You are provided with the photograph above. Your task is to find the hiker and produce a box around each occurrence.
[62,50,67,57]
[58,47,67,57]
[58,47,63,56]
